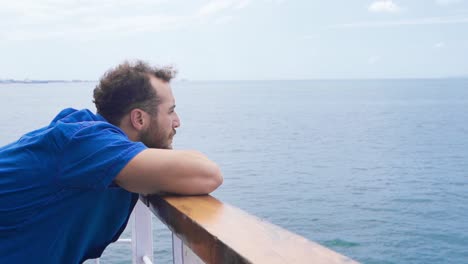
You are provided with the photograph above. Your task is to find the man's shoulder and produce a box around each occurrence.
[51,107,122,133]
[50,109,128,147]
[17,108,126,151]
[51,108,104,125]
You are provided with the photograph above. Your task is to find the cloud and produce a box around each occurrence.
[434,42,445,48]
[368,0,401,13]
[331,16,468,28]
[435,0,463,6]
[263,0,286,4]
[198,0,251,17]
[0,0,250,41]
[214,15,234,25]
[0,0,181,37]
[302,35,318,40]
[235,0,251,9]
[368,56,381,65]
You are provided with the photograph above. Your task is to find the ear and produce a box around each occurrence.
[129,108,149,131]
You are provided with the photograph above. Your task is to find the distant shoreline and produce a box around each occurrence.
[0,80,95,84]
[1,77,467,84]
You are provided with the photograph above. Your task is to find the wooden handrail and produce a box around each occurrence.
[147,195,358,264]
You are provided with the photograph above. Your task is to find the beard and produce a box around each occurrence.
[139,121,176,149]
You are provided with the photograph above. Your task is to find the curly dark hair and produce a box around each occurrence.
[93,60,177,126]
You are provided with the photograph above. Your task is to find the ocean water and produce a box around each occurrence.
[1,79,467,264]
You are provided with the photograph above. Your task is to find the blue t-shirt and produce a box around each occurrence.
[0,108,147,263]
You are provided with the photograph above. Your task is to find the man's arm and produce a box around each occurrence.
[115,149,223,195]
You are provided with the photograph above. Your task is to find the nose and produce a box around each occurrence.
[173,112,181,128]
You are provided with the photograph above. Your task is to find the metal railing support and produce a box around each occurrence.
[172,233,184,264]
[132,197,154,264]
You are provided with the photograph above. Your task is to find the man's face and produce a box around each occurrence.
[139,77,180,149]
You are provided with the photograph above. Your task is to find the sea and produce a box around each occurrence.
[1,79,467,264]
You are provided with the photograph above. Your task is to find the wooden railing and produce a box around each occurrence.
[146,195,359,264]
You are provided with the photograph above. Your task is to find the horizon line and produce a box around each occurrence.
[1,76,468,84]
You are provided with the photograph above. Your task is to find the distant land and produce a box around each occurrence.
[0,79,95,84]
[1,76,467,84]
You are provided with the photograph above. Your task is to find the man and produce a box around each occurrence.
[0,60,223,263]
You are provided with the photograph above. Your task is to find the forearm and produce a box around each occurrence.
[116,149,223,195]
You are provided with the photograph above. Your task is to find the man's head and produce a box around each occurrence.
[93,60,180,149]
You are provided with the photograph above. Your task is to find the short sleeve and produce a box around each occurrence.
[57,122,147,190]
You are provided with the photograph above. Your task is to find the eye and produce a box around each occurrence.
[169,105,176,114]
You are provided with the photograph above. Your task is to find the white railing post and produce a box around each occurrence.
[172,233,184,264]
[172,233,204,264]
[132,197,154,264]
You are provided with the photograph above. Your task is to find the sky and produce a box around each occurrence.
[1,0,468,80]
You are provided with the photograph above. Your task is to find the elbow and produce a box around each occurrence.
[204,163,223,194]
[213,165,224,188]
